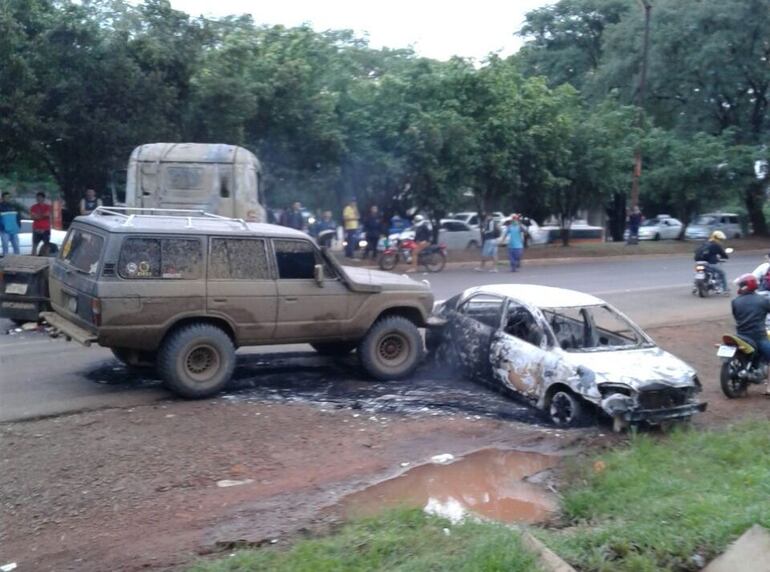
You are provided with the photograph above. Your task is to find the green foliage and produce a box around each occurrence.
[542,420,770,571]
[188,509,541,572]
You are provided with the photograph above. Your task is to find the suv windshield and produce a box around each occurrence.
[61,228,104,275]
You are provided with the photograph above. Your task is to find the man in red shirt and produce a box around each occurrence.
[30,192,52,255]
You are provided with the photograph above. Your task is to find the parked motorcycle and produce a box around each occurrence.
[716,333,769,397]
[693,247,734,297]
[379,238,447,272]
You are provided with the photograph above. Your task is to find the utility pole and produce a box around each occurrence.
[630,0,652,210]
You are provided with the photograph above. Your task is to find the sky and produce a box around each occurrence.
[167,0,554,61]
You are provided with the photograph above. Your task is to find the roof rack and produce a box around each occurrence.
[90,206,250,230]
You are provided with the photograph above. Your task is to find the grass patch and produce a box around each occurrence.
[189,508,542,572]
[541,419,770,571]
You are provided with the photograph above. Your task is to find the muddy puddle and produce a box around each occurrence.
[341,448,559,525]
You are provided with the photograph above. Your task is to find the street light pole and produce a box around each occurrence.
[630,0,652,210]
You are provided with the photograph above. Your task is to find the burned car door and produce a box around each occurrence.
[489,300,560,402]
[446,294,505,379]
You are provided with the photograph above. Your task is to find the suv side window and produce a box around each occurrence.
[274,239,329,280]
[209,238,270,280]
[118,237,202,279]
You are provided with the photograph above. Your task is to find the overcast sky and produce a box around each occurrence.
[167,0,554,61]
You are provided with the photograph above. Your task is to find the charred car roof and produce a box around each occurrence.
[459,284,605,309]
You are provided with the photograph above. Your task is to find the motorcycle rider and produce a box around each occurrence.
[732,273,770,391]
[696,230,730,295]
[408,214,432,273]
[751,251,770,292]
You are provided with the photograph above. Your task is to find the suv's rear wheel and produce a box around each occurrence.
[111,347,156,370]
[158,324,235,399]
[311,341,358,356]
[358,316,423,380]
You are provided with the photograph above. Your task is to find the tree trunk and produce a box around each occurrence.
[745,181,768,236]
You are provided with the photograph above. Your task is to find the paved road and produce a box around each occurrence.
[0,252,759,422]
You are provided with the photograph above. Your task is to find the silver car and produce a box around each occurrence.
[428,284,706,430]
[685,213,742,240]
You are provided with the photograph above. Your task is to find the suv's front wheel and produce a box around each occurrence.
[358,316,423,380]
[158,324,235,399]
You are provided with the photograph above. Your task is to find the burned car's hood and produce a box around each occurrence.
[341,266,430,292]
[562,346,696,389]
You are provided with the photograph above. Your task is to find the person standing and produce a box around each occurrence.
[342,197,360,258]
[284,201,305,231]
[627,206,642,244]
[79,188,102,216]
[30,191,52,255]
[504,214,525,272]
[314,210,337,247]
[0,192,22,256]
[362,205,382,260]
[476,213,500,272]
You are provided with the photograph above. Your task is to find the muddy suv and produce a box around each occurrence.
[42,208,434,398]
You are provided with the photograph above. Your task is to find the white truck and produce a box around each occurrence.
[114,143,267,222]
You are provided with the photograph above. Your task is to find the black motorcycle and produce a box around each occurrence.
[692,247,733,297]
[717,333,769,397]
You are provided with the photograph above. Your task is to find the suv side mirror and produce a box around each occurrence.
[314,263,325,287]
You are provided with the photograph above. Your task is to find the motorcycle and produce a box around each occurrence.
[693,247,734,297]
[378,238,447,273]
[716,333,769,397]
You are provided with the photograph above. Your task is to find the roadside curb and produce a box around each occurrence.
[336,248,770,272]
[521,531,576,572]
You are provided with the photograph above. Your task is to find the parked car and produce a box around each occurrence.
[623,215,683,241]
[685,213,742,240]
[427,284,706,430]
[387,219,480,251]
[18,220,67,256]
[448,211,504,229]
[42,207,434,398]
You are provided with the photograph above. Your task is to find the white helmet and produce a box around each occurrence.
[413,214,425,224]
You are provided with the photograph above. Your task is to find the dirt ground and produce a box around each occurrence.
[1,317,765,572]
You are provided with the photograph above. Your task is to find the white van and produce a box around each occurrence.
[122,143,267,222]
[685,212,742,240]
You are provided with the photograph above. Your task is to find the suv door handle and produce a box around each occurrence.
[285,296,298,302]
[212,297,227,303]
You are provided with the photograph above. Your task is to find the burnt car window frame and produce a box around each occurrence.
[272,238,337,281]
[502,299,552,348]
[117,235,204,280]
[458,293,506,329]
[208,236,272,281]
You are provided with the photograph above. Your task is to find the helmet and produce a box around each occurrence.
[413,214,425,224]
[710,230,727,241]
[736,273,758,295]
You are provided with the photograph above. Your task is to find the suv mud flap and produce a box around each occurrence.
[40,311,98,347]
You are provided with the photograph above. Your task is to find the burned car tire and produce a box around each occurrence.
[359,316,423,380]
[111,347,156,370]
[720,360,747,398]
[158,324,235,399]
[311,341,358,356]
[548,389,590,427]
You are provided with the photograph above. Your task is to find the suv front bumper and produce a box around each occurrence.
[40,311,98,347]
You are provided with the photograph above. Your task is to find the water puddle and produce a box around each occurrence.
[342,448,559,525]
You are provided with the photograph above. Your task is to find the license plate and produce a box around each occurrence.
[5,283,27,295]
[717,345,737,358]
[695,272,705,279]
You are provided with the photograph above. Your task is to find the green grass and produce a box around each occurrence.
[541,420,770,571]
[189,509,542,572]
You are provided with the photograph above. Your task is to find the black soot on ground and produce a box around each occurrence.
[341,448,559,524]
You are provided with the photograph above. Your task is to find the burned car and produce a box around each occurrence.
[427,285,706,429]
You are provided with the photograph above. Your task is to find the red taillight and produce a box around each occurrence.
[91,297,102,326]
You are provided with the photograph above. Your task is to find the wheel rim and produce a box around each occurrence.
[376,332,410,368]
[550,393,574,425]
[184,344,221,383]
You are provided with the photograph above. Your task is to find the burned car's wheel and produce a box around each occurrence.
[158,324,235,399]
[111,347,157,370]
[720,360,748,398]
[379,252,398,271]
[311,341,358,356]
[548,389,589,427]
[359,316,423,380]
